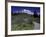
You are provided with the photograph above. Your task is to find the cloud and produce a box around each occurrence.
[22,9,34,15]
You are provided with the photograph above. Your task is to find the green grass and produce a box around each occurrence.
[11,13,34,31]
[11,23,34,31]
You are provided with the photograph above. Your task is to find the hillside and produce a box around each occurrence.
[11,13,40,31]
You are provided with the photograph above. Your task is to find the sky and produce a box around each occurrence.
[11,6,40,14]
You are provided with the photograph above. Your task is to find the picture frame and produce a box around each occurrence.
[5,1,45,36]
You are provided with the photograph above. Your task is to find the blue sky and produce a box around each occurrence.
[11,6,40,13]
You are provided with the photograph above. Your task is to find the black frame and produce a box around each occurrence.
[5,1,45,37]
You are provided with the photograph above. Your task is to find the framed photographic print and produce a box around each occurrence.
[6,1,45,36]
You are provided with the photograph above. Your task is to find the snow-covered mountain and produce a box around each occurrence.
[22,9,34,15]
[13,9,40,16]
[15,9,34,15]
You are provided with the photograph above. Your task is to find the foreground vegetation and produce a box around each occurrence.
[11,13,39,31]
